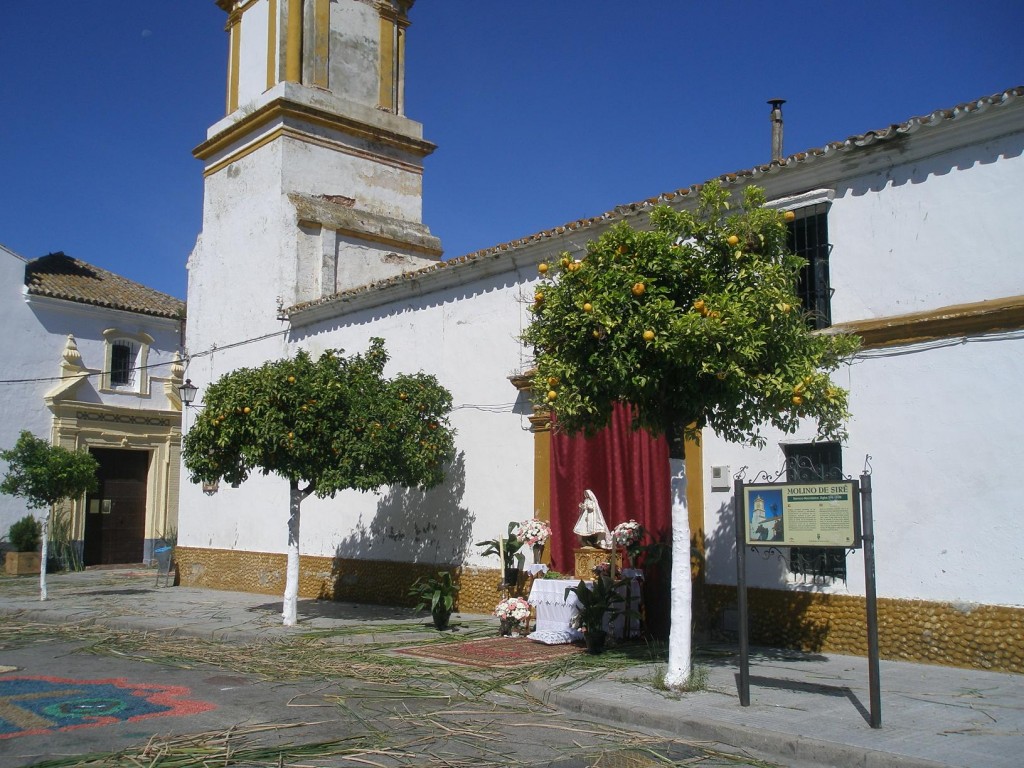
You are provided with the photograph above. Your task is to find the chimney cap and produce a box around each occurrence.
[768,98,786,109]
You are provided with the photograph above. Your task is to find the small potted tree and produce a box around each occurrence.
[0,431,98,598]
[5,515,42,576]
[408,571,460,630]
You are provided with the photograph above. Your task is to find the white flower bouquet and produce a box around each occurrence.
[612,519,644,548]
[494,596,532,624]
[512,518,552,548]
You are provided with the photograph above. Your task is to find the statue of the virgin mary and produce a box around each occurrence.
[573,489,611,549]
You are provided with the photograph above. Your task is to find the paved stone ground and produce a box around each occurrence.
[2,568,1022,767]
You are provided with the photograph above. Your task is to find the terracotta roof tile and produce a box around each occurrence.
[287,86,1023,318]
[25,252,185,320]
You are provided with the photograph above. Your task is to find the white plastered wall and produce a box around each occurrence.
[178,263,543,567]
[702,130,1024,608]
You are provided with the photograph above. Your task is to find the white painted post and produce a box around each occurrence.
[664,457,692,687]
[282,484,302,626]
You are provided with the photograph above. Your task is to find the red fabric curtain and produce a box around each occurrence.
[548,403,671,574]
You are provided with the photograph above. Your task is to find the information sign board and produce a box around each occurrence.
[743,481,861,548]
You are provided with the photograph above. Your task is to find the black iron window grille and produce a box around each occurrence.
[110,341,135,387]
[787,202,832,329]
[784,441,847,581]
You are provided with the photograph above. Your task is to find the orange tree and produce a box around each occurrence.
[522,182,859,684]
[1,431,99,599]
[182,338,455,626]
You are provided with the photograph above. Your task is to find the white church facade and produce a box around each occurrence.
[178,0,1023,672]
[0,246,186,567]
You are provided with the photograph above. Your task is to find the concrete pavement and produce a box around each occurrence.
[1,568,1021,768]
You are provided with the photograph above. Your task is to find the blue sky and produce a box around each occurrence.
[3,2,1021,300]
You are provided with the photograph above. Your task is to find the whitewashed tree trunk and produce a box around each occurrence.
[664,456,692,687]
[282,483,303,626]
[39,510,49,602]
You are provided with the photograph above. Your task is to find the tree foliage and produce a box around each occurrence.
[182,338,456,497]
[0,431,98,510]
[522,182,860,445]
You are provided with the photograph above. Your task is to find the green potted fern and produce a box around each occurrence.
[409,571,460,630]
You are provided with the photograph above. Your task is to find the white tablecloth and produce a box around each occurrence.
[527,577,642,644]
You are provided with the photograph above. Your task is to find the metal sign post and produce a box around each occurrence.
[733,463,881,725]
[860,470,882,728]
[734,476,750,706]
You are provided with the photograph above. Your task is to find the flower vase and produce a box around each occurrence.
[532,543,544,564]
[499,618,522,637]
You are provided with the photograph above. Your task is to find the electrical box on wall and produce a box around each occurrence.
[710,465,731,492]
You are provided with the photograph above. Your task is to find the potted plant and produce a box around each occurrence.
[494,596,532,637]
[408,571,460,630]
[476,522,525,587]
[564,574,625,654]
[5,515,42,576]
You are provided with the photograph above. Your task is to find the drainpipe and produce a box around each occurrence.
[768,99,786,162]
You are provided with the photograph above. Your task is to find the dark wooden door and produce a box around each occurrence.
[83,449,149,566]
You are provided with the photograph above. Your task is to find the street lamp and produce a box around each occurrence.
[178,378,198,407]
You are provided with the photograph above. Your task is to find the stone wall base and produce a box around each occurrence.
[706,584,1024,674]
[175,546,516,615]
[175,547,1023,673]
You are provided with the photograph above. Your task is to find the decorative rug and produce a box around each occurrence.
[396,636,584,669]
[0,676,216,740]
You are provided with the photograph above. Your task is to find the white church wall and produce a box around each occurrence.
[236,0,271,109]
[179,261,544,568]
[701,126,1024,609]
[0,248,55,532]
[326,0,380,108]
[703,333,1023,609]
[188,145,295,354]
[280,133,425,223]
[1,246,183,539]
[827,132,1024,323]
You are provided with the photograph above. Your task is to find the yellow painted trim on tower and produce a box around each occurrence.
[396,21,407,115]
[194,96,436,164]
[199,120,427,181]
[312,0,330,88]
[227,11,242,113]
[266,0,278,91]
[285,0,302,82]
[378,14,396,112]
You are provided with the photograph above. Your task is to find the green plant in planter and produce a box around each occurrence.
[409,571,460,630]
[8,515,41,552]
[565,574,625,654]
[476,521,526,580]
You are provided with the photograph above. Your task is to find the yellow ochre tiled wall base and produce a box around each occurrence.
[705,585,1024,674]
[175,548,1023,673]
[175,546,527,615]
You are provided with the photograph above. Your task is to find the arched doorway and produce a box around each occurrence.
[83,449,150,566]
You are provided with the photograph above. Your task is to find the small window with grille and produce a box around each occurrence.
[787,203,832,329]
[110,341,135,387]
[784,441,847,580]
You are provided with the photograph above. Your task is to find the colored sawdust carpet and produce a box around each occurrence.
[397,636,584,669]
[0,676,216,740]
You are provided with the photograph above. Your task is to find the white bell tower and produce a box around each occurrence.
[187,0,440,356]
